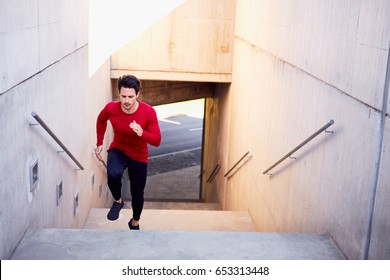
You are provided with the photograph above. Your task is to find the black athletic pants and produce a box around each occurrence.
[107,148,147,221]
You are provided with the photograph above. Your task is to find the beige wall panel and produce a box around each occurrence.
[0,0,111,260]
[0,0,88,94]
[0,28,40,93]
[111,0,235,82]
[224,33,381,259]
[0,49,112,259]
[234,0,390,111]
[202,84,232,205]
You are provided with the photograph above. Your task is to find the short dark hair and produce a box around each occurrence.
[118,75,140,93]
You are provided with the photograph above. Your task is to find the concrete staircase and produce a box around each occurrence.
[11,202,345,260]
[84,202,255,232]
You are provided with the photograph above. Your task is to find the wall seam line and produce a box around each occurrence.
[0,44,88,96]
[235,35,382,113]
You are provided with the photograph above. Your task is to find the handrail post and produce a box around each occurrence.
[31,112,84,170]
[262,119,334,175]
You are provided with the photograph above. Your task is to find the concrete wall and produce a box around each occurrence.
[369,108,390,259]
[203,0,390,259]
[2,0,388,261]
[0,0,112,259]
[110,0,235,83]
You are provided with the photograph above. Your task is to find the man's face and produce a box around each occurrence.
[119,87,138,112]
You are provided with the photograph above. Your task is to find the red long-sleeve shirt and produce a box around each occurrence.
[96,101,161,163]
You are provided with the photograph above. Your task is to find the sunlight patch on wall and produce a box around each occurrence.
[88,0,185,76]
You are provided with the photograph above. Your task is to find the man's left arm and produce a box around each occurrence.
[141,109,161,147]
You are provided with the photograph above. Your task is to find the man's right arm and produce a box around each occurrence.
[95,107,108,159]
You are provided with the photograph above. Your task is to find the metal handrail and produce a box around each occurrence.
[96,155,107,169]
[31,112,84,170]
[224,151,250,177]
[262,119,334,175]
[207,164,221,182]
[198,169,205,179]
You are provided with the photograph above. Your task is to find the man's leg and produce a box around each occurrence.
[127,159,147,229]
[106,148,127,220]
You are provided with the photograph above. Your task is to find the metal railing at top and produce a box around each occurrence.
[262,119,334,175]
[31,112,84,170]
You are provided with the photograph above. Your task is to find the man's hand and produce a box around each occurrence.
[130,120,143,137]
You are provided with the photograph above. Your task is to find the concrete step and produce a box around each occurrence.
[84,208,255,232]
[11,228,345,260]
[141,201,221,210]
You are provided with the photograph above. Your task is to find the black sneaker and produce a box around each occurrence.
[128,218,140,230]
[107,200,124,220]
